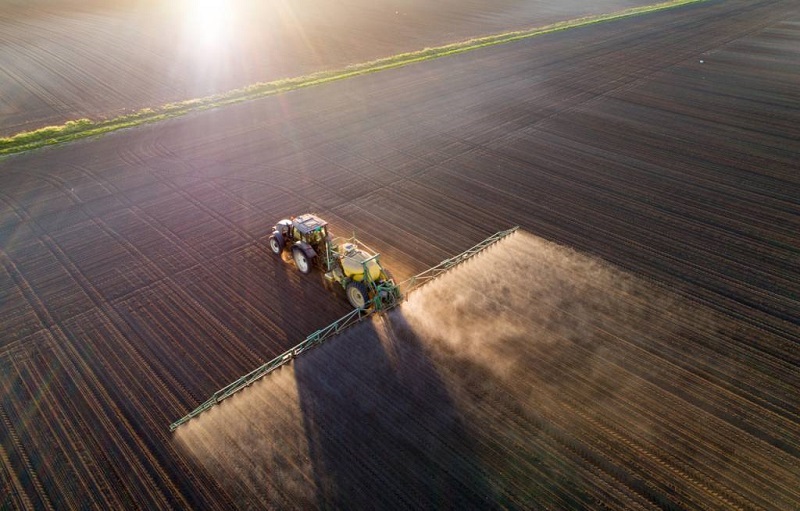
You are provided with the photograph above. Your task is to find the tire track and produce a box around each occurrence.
[0,180,220,508]
[2,1,798,508]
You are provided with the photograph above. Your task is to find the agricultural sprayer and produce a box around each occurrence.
[268,213,400,310]
[169,219,518,431]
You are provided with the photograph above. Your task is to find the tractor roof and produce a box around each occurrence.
[293,213,328,234]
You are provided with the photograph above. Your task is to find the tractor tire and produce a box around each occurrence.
[380,268,395,283]
[292,247,312,274]
[346,281,370,309]
[268,233,284,255]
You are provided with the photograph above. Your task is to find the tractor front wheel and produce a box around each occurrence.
[268,234,283,255]
[292,247,312,274]
[346,281,370,309]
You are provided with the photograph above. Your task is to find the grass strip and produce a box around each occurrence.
[1,0,706,156]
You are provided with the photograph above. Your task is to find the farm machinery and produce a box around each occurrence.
[268,213,400,310]
[169,221,518,431]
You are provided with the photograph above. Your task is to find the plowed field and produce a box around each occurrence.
[2,0,799,509]
[1,0,657,137]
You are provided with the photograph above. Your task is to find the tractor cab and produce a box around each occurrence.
[269,213,333,275]
[272,214,331,250]
[274,214,329,246]
[291,214,328,242]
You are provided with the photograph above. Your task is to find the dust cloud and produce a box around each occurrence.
[403,231,681,400]
[174,366,318,510]
[174,231,795,509]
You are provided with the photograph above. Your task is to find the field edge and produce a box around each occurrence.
[0,0,707,158]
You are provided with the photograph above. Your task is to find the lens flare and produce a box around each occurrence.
[182,0,235,47]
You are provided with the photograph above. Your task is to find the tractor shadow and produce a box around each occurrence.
[294,309,495,510]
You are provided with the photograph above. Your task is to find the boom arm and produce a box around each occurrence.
[169,226,518,431]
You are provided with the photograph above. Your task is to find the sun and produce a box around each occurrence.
[182,0,235,47]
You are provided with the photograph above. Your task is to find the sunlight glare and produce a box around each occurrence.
[182,0,236,47]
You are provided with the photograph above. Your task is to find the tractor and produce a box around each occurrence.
[268,213,401,310]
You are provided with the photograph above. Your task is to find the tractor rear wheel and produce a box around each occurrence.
[380,268,395,283]
[292,247,312,274]
[346,281,370,309]
[268,234,283,255]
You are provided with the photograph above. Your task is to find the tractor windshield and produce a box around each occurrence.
[308,226,326,245]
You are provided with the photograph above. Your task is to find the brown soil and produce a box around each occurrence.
[1,0,657,136]
[1,0,798,509]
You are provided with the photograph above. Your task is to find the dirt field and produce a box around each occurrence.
[1,0,659,137]
[1,0,799,509]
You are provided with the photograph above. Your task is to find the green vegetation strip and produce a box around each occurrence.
[1,0,705,156]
